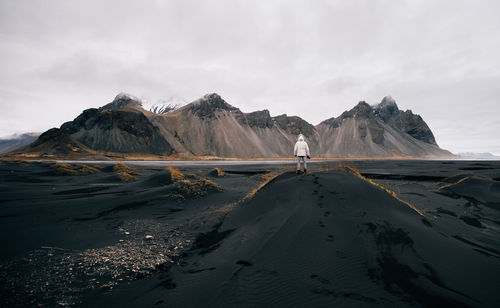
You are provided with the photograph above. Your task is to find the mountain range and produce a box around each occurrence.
[9,93,452,158]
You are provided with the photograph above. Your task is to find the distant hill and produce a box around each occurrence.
[0,133,40,154]
[9,93,453,159]
[457,152,500,160]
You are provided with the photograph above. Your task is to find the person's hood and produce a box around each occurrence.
[298,134,304,141]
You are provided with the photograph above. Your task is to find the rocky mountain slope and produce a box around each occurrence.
[373,96,437,145]
[12,93,452,158]
[316,97,448,157]
[150,93,320,157]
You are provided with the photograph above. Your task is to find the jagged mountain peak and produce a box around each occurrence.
[352,101,373,117]
[374,96,400,120]
[374,97,399,120]
[244,110,273,128]
[380,95,397,107]
[193,93,225,105]
[186,93,240,118]
[148,96,187,114]
[273,114,316,137]
[371,96,437,146]
[330,101,374,122]
[115,92,139,101]
[101,93,143,111]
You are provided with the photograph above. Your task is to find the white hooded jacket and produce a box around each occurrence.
[294,135,310,157]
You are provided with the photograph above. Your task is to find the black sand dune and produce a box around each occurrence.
[1,160,500,307]
[88,170,500,307]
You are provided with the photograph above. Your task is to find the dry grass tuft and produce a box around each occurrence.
[257,171,275,182]
[243,174,277,202]
[342,164,425,217]
[217,170,286,215]
[113,163,139,175]
[166,166,185,182]
[214,170,287,215]
[74,164,101,174]
[117,172,138,182]
[52,163,79,175]
[112,163,139,182]
[211,168,225,177]
[51,163,102,176]
[436,175,470,191]
[170,178,223,201]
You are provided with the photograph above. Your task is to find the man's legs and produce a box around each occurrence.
[297,156,306,173]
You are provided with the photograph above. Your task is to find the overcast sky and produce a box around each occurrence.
[1,0,499,154]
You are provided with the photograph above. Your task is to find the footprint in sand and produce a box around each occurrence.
[310,274,331,285]
[336,250,347,259]
[236,260,253,266]
[357,211,367,218]
[318,221,325,228]
[327,234,334,242]
[324,211,331,217]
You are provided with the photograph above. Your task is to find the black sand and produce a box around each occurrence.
[1,160,499,307]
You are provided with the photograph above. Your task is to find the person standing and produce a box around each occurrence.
[294,134,310,174]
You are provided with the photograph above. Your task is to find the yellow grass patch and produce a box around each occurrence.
[166,166,185,182]
[341,164,425,217]
[112,163,139,182]
[112,163,139,175]
[170,178,223,201]
[52,163,79,175]
[215,170,286,214]
[51,163,102,176]
[212,168,225,177]
[117,172,138,182]
[256,171,275,182]
[242,174,278,203]
[436,176,470,191]
[74,164,101,174]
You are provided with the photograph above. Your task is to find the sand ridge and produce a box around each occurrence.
[87,167,499,307]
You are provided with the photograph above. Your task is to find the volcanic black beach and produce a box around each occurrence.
[1,159,499,307]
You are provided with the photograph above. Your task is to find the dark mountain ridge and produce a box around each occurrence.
[11,93,452,158]
[373,96,437,145]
